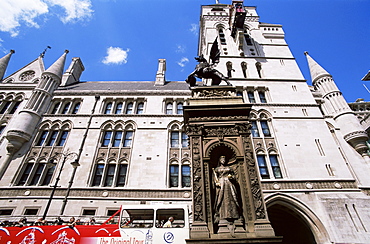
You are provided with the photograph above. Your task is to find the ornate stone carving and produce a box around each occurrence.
[194,89,235,98]
[191,136,204,221]
[19,70,36,81]
[186,124,204,136]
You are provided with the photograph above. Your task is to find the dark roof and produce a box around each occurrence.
[57,81,191,92]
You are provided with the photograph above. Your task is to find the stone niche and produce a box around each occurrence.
[184,86,281,243]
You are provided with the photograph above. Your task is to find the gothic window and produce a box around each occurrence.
[102,131,112,147]
[115,102,123,114]
[104,102,113,114]
[260,120,271,137]
[251,121,260,137]
[247,91,255,103]
[57,131,69,146]
[35,123,71,147]
[166,103,173,115]
[100,124,134,148]
[126,102,133,114]
[257,155,270,179]
[170,125,188,148]
[46,131,58,146]
[177,103,183,115]
[51,102,60,114]
[136,102,144,114]
[72,102,80,114]
[17,159,55,186]
[218,28,226,45]
[36,131,49,146]
[61,102,71,114]
[169,161,191,188]
[92,160,128,187]
[169,163,179,187]
[269,154,282,178]
[258,91,267,103]
[9,101,21,114]
[0,101,11,114]
[123,131,133,147]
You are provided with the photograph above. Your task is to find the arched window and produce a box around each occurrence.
[169,124,188,148]
[72,102,81,114]
[251,121,260,137]
[61,102,71,114]
[115,102,123,114]
[260,120,271,137]
[177,103,183,115]
[136,102,144,114]
[126,103,133,114]
[104,102,113,114]
[51,102,60,114]
[257,154,269,179]
[269,154,282,179]
[0,101,11,114]
[169,161,191,188]
[218,28,226,45]
[101,125,134,148]
[166,102,173,115]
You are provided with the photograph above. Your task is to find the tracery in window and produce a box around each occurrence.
[92,122,134,187]
[34,122,71,147]
[48,99,82,114]
[0,93,24,115]
[169,124,188,148]
[164,99,186,115]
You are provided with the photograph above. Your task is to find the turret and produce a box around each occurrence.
[305,52,369,155]
[0,51,69,179]
[0,50,15,81]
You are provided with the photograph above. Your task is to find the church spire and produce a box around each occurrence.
[44,50,69,80]
[0,50,15,80]
[304,51,330,84]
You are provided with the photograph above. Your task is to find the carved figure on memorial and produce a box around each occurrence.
[186,38,232,87]
[213,156,242,235]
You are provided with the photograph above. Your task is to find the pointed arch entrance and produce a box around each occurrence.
[265,193,330,244]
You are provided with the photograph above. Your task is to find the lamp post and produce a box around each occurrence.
[60,159,80,215]
[42,151,78,220]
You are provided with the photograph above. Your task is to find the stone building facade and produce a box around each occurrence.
[0,1,369,243]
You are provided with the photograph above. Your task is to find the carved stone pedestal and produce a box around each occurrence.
[184,86,281,243]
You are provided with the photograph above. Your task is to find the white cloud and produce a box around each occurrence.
[176,45,185,53]
[0,0,93,37]
[0,0,48,37]
[46,0,93,23]
[177,57,189,68]
[102,46,129,65]
[190,23,198,35]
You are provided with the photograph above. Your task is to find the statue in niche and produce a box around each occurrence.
[186,38,232,87]
[213,155,242,236]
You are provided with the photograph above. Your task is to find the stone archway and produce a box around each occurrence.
[265,194,331,244]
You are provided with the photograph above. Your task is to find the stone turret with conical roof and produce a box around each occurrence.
[0,50,15,81]
[305,52,369,156]
[0,51,69,179]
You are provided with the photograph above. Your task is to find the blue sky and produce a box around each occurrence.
[0,0,369,102]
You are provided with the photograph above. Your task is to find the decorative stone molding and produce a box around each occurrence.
[261,180,357,191]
